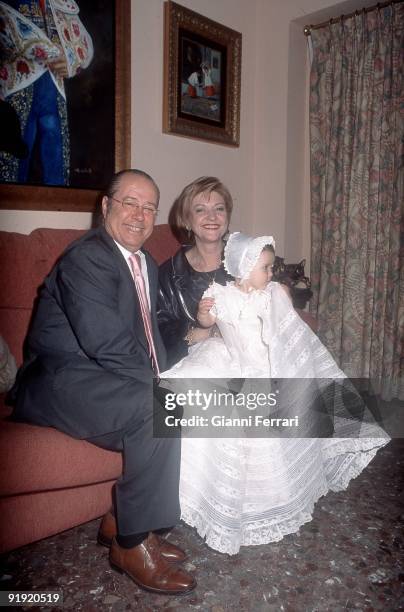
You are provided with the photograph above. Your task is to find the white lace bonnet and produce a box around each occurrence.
[224,232,275,280]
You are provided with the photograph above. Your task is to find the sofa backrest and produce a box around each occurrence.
[0,225,179,365]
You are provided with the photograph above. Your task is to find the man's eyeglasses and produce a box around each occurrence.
[110,197,158,217]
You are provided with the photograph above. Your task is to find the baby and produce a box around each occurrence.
[197,236,293,334]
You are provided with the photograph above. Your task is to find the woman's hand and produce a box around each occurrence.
[197,297,216,328]
[185,326,211,346]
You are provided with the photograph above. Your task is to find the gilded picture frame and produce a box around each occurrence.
[163,1,241,147]
[0,0,131,212]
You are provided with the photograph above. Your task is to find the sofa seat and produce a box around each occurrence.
[0,405,122,496]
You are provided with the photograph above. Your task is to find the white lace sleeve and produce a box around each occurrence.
[202,283,219,318]
[203,282,238,324]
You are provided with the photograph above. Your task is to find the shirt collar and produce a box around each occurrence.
[113,240,144,262]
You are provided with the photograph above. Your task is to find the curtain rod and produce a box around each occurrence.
[303,0,402,36]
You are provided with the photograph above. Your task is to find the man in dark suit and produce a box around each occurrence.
[12,169,196,595]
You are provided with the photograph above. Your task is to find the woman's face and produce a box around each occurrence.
[188,190,229,244]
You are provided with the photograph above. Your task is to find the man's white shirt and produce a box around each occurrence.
[114,241,151,308]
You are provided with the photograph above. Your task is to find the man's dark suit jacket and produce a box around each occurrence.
[13,226,167,439]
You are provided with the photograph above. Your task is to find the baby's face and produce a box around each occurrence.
[248,249,274,290]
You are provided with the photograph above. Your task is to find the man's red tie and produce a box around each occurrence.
[128,254,160,377]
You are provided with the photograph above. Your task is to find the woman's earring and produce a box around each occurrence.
[186,227,192,240]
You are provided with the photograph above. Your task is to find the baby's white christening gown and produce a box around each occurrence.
[161,281,389,555]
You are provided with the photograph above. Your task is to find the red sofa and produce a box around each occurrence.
[0,225,180,554]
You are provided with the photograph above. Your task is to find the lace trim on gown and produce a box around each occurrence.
[179,437,385,555]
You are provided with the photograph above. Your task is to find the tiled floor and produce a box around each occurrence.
[2,438,403,611]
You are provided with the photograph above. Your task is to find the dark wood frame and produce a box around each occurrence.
[0,0,131,213]
[163,1,241,147]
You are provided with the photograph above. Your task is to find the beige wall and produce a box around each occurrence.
[131,0,257,240]
[0,0,365,259]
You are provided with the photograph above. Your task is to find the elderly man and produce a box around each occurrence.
[11,169,196,595]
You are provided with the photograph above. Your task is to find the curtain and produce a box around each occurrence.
[309,3,404,399]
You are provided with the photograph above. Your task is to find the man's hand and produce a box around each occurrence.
[48,46,69,78]
[197,297,216,328]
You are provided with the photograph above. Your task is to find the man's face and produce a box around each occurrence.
[102,174,158,252]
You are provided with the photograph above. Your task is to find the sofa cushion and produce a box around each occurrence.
[0,417,122,496]
[144,224,180,265]
[0,225,179,310]
[0,228,86,365]
[1,308,32,367]
[1,481,115,554]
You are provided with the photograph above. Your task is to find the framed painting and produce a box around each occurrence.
[0,0,131,212]
[163,1,241,147]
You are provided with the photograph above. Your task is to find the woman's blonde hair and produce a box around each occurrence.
[169,176,233,243]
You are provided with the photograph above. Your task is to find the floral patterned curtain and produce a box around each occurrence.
[309,3,404,399]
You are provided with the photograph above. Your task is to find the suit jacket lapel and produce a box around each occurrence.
[145,252,157,306]
[98,227,150,354]
[144,250,159,333]
[98,228,165,366]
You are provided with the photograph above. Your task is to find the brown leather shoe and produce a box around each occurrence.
[97,511,116,548]
[98,512,187,562]
[110,536,196,595]
[148,532,187,562]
